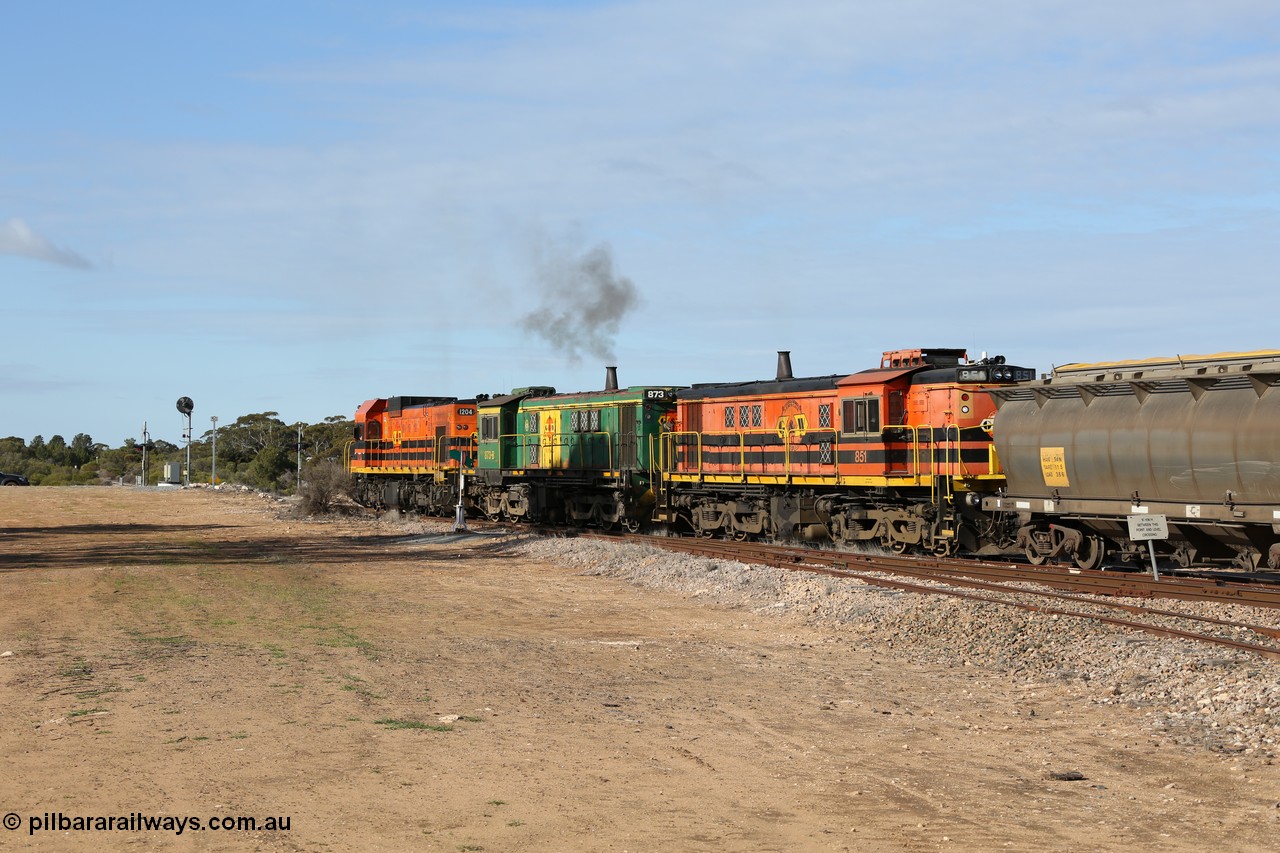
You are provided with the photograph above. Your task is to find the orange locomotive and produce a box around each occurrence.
[349,395,478,514]
[655,348,1035,554]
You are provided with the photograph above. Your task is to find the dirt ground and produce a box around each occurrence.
[0,488,1277,852]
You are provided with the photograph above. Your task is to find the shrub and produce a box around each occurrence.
[299,460,353,514]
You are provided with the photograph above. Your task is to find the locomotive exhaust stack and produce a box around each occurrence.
[605,366,619,391]
[776,351,793,381]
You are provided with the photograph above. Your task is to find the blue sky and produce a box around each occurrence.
[3,1,1278,446]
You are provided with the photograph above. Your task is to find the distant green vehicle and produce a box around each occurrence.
[474,369,678,529]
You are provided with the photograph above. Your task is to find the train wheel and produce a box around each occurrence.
[1024,544,1047,566]
[1073,536,1105,571]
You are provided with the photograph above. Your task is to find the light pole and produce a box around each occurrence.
[296,422,304,489]
[210,416,218,485]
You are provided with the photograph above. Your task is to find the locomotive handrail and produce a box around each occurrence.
[352,437,399,468]
[737,428,773,480]
[662,431,703,474]
[879,423,923,480]
[495,430,614,470]
[661,427,835,480]
[561,430,613,470]
[356,436,469,472]
[946,423,966,478]
[433,434,478,471]
[656,422,989,485]
[891,424,966,482]
[496,432,538,468]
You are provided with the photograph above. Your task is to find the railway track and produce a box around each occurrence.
[571,532,1280,661]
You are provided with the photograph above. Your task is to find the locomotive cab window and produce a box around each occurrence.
[480,415,499,441]
[841,397,881,435]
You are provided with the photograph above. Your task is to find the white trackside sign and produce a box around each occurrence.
[1127,514,1169,542]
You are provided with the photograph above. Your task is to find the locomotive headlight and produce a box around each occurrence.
[961,405,970,414]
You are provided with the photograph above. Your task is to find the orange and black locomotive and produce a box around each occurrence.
[653,348,1034,553]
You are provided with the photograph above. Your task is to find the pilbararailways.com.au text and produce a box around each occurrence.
[7,811,291,836]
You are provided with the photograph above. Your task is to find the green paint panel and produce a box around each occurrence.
[477,388,676,481]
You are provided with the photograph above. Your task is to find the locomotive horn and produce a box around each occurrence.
[605,366,619,391]
[776,351,793,381]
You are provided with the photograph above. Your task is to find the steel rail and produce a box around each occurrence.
[637,536,1280,637]
[621,535,1280,609]
[587,533,1280,661]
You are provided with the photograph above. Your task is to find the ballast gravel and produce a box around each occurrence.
[502,533,1279,761]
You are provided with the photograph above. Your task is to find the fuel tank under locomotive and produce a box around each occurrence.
[983,350,1280,569]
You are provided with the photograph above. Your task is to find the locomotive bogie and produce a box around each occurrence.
[353,473,464,516]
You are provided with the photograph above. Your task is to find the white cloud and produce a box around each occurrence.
[0,218,92,269]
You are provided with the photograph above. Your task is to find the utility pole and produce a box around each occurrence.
[141,421,149,486]
[210,415,219,485]
[296,422,304,489]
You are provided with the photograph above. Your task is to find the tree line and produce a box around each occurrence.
[0,412,354,492]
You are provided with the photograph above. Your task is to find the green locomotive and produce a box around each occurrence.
[473,367,677,529]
